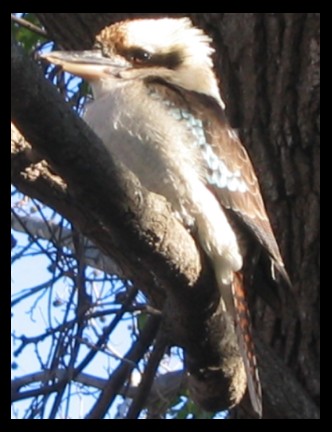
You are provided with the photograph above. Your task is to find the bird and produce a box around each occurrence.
[41,17,290,417]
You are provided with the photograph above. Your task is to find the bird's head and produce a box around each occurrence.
[41,17,224,108]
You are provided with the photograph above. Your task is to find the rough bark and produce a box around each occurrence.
[12,13,320,419]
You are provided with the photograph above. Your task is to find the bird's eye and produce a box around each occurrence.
[126,48,152,65]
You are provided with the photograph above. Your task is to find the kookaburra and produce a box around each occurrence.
[42,17,289,417]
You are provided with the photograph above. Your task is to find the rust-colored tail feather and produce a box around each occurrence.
[232,273,262,418]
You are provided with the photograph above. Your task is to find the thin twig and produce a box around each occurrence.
[11,14,47,38]
[86,314,161,419]
[74,286,139,376]
[126,336,167,419]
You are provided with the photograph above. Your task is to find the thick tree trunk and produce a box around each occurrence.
[14,13,320,418]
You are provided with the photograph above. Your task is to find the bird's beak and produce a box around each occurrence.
[40,50,127,80]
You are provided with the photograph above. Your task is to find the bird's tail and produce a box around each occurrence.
[232,272,262,418]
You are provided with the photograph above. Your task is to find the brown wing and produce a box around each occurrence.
[147,79,288,281]
[190,93,289,281]
[205,112,284,260]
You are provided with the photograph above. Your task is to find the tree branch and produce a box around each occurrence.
[11,212,124,277]
[12,367,186,418]
[126,335,167,418]
[11,14,48,38]
[11,32,246,414]
[86,315,161,419]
